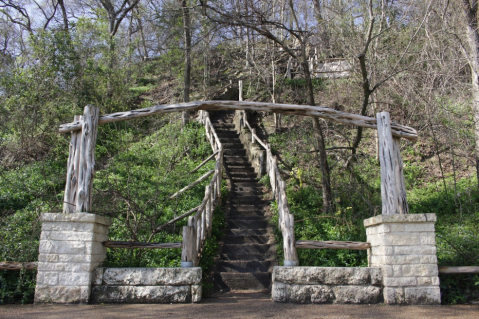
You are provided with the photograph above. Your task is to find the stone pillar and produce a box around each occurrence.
[364,213,440,305]
[35,213,111,304]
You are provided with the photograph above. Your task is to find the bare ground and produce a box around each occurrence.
[1,292,478,319]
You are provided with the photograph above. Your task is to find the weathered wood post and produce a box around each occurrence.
[280,181,299,266]
[181,224,197,267]
[63,115,83,214]
[376,111,408,214]
[76,105,100,213]
[363,112,440,304]
[205,185,212,237]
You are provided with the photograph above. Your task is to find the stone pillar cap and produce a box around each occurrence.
[41,212,112,226]
[364,213,436,227]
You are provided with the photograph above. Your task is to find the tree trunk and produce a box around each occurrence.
[460,0,479,189]
[181,0,192,127]
[300,44,332,213]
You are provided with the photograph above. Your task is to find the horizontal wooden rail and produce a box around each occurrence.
[190,150,219,174]
[0,261,37,270]
[152,205,200,234]
[295,240,371,250]
[438,266,479,274]
[102,241,182,249]
[169,170,214,199]
[59,101,418,141]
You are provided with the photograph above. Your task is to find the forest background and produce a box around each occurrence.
[0,0,478,305]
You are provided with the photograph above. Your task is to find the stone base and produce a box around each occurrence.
[272,267,382,304]
[364,214,441,305]
[91,267,202,303]
[35,213,111,304]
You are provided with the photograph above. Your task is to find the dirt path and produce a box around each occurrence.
[1,292,478,319]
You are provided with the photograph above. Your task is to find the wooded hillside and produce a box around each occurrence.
[0,0,478,304]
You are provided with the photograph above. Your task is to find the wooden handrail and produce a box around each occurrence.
[169,170,214,199]
[439,266,479,274]
[103,241,182,249]
[0,261,37,270]
[295,240,371,250]
[58,101,418,141]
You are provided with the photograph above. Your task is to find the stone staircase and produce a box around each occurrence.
[209,111,276,292]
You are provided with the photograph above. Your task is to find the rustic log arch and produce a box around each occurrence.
[58,101,418,142]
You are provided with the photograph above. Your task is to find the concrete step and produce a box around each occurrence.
[227,167,256,173]
[224,149,247,156]
[212,123,236,129]
[223,243,276,255]
[223,235,273,245]
[226,219,270,229]
[225,228,273,236]
[215,272,271,291]
[216,260,274,273]
[220,250,276,261]
[222,143,244,150]
[216,132,239,138]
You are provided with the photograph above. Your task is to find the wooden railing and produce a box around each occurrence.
[235,109,299,266]
[180,111,223,267]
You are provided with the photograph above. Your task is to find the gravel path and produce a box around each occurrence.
[1,292,478,319]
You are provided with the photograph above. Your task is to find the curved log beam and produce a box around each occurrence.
[295,240,371,250]
[59,101,418,141]
[102,241,182,249]
[0,261,37,270]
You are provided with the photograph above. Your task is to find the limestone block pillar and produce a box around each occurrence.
[35,213,111,304]
[364,213,440,305]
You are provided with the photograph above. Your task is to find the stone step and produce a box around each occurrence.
[220,251,276,261]
[224,149,247,156]
[230,185,264,192]
[223,243,276,255]
[216,260,274,273]
[223,235,273,245]
[225,228,273,236]
[225,204,266,211]
[222,143,244,150]
[215,272,271,291]
[227,167,256,173]
[216,132,239,138]
[225,213,268,220]
[229,171,258,177]
[218,138,243,144]
[212,123,235,128]
[226,219,269,229]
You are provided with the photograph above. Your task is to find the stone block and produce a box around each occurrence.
[369,268,382,285]
[383,255,420,265]
[39,240,85,255]
[35,285,88,304]
[191,285,202,303]
[92,268,104,286]
[420,233,436,245]
[100,267,202,286]
[383,277,416,287]
[370,246,394,256]
[332,286,382,304]
[383,287,405,304]
[90,285,192,303]
[404,287,441,305]
[288,285,333,304]
[41,212,111,226]
[404,223,435,232]
[381,233,421,246]
[58,272,91,286]
[401,264,438,277]
[272,267,380,286]
[420,255,438,264]
[272,282,288,303]
[394,245,436,255]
